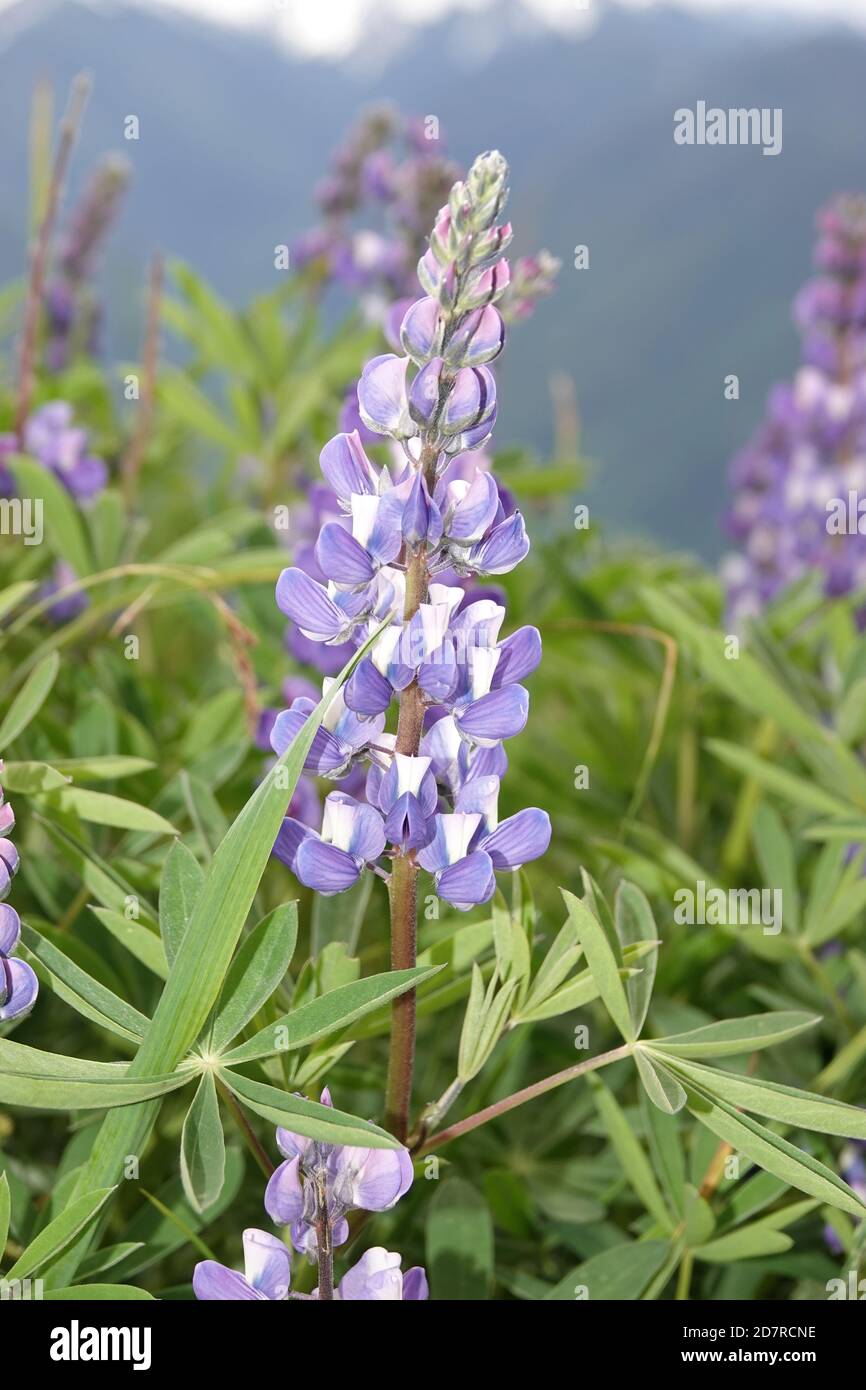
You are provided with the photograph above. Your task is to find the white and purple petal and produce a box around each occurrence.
[481,808,551,871]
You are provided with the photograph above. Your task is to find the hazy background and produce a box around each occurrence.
[1,0,865,557]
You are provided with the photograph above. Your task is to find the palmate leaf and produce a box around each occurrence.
[159,839,204,968]
[20,923,150,1042]
[49,626,394,1288]
[634,1048,687,1115]
[90,908,169,979]
[614,879,658,1036]
[180,1072,225,1214]
[219,1071,398,1148]
[651,1010,819,1059]
[588,1075,672,1229]
[681,1080,866,1218]
[0,1039,190,1110]
[210,903,298,1051]
[661,1053,866,1138]
[36,786,178,837]
[6,1188,114,1281]
[222,965,443,1064]
[561,886,634,1041]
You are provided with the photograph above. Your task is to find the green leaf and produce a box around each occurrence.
[45,1284,156,1300]
[0,1171,10,1256]
[0,760,69,792]
[664,1055,866,1138]
[78,1242,146,1279]
[588,1075,672,1229]
[707,739,858,819]
[6,1189,114,1280]
[651,1011,819,1058]
[684,1183,716,1246]
[219,1071,398,1148]
[0,651,59,747]
[684,1083,866,1218]
[180,1072,225,1214]
[38,786,178,836]
[159,840,204,967]
[635,1047,687,1114]
[222,965,442,1064]
[90,908,168,979]
[0,1038,189,1110]
[561,887,634,1040]
[695,1227,793,1263]
[49,756,155,782]
[426,1178,494,1300]
[640,1089,686,1219]
[7,453,93,577]
[614,880,658,1036]
[211,904,298,1051]
[752,804,800,935]
[544,1241,670,1300]
[20,923,150,1042]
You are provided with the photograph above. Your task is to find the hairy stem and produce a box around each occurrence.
[417,1044,632,1154]
[384,526,431,1141]
[315,1176,334,1301]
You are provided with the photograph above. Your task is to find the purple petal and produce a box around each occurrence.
[456,685,529,744]
[446,471,500,543]
[400,296,443,364]
[273,817,314,873]
[271,706,346,777]
[443,305,505,368]
[384,793,434,851]
[442,367,496,436]
[296,838,362,894]
[469,512,529,574]
[315,522,375,586]
[264,1154,305,1226]
[437,850,496,909]
[319,431,379,504]
[402,1266,429,1300]
[481,808,551,870]
[408,357,444,429]
[193,1262,265,1301]
[0,902,21,955]
[358,354,413,438]
[340,1145,414,1212]
[345,658,394,716]
[243,1229,291,1299]
[0,840,19,899]
[492,626,542,685]
[337,1248,404,1300]
[0,958,38,1021]
[276,568,346,642]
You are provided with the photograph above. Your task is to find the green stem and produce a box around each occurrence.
[216,1079,274,1180]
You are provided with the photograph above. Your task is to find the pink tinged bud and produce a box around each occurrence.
[460,259,511,310]
[400,296,444,364]
[470,222,513,269]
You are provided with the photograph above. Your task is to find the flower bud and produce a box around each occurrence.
[400,296,444,364]
[442,305,505,368]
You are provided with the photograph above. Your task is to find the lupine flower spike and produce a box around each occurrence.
[0,764,38,1024]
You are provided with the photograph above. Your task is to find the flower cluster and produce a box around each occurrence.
[0,764,38,1024]
[273,150,551,911]
[44,155,129,370]
[193,1090,427,1301]
[723,193,866,624]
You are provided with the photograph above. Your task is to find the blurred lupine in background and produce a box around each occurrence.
[0,764,38,1024]
[724,193,866,625]
[44,154,129,370]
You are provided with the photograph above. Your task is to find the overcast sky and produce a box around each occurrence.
[4,0,865,55]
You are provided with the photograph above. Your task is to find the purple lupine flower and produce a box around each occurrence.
[724,193,866,622]
[264,1088,414,1256]
[323,1247,429,1301]
[22,401,108,503]
[270,150,550,916]
[44,155,129,369]
[193,1229,291,1301]
[0,773,38,1024]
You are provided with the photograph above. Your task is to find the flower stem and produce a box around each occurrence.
[315,1176,334,1301]
[416,1044,632,1154]
[384,537,430,1143]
